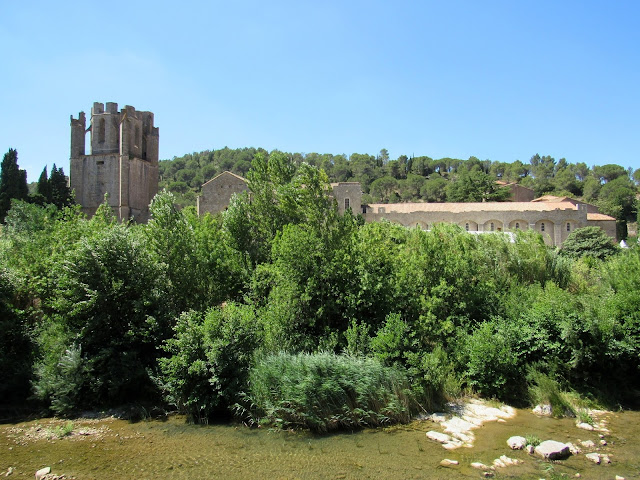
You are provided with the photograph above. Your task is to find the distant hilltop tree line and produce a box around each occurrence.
[159,147,639,230]
[0,148,73,223]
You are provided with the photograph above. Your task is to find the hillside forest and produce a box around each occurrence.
[1,148,639,431]
[160,148,639,239]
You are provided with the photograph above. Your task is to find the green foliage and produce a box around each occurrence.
[527,370,574,417]
[525,434,541,447]
[34,345,88,415]
[158,303,260,423]
[464,319,522,400]
[38,224,168,409]
[146,191,247,316]
[0,268,32,404]
[560,226,618,260]
[240,352,413,432]
[0,148,29,223]
[446,167,511,202]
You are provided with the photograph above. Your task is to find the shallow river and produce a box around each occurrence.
[2,408,639,479]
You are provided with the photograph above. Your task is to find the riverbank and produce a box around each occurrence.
[2,402,638,479]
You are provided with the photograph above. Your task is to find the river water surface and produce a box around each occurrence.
[2,408,639,479]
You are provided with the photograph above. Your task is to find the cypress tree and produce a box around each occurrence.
[49,164,73,209]
[36,166,51,203]
[0,148,29,223]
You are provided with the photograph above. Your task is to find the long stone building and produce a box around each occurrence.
[70,102,159,222]
[197,173,616,246]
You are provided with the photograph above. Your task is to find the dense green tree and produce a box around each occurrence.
[560,226,618,260]
[446,167,510,202]
[34,223,168,411]
[420,175,448,202]
[0,148,29,222]
[36,166,50,203]
[49,164,74,209]
[0,268,33,404]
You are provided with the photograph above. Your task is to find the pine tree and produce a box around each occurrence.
[0,148,29,223]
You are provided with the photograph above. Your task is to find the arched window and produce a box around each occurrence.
[566,222,571,232]
[490,222,495,231]
[465,223,469,231]
[515,222,520,230]
[541,223,545,232]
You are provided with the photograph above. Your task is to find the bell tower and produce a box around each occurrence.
[69,102,159,222]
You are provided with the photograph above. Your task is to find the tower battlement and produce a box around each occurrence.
[70,102,159,222]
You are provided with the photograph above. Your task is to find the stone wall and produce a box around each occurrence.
[362,202,605,246]
[197,171,249,216]
[330,182,363,214]
[70,102,158,222]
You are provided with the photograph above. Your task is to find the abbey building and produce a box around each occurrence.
[70,102,159,222]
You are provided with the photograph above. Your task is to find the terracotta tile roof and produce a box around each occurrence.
[531,195,573,203]
[367,201,579,214]
[587,213,616,221]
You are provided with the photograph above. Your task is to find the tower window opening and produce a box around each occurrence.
[465,223,469,231]
[490,222,495,231]
[344,198,350,210]
[515,222,520,230]
[541,223,545,232]
[567,222,571,232]
[98,118,105,144]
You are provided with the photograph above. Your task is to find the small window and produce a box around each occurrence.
[515,222,520,230]
[96,160,104,166]
[490,222,495,231]
[566,222,571,232]
[541,223,545,232]
[465,223,469,231]
[344,198,350,210]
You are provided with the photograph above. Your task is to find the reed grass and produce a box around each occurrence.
[238,352,414,432]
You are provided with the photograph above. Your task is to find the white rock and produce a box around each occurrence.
[601,454,611,464]
[576,422,595,431]
[442,439,464,450]
[492,458,506,468]
[585,452,601,464]
[450,430,474,443]
[426,431,452,444]
[471,462,489,470]
[440,459,459,466]
[600,439,607,446]
[507,435,527,450]
[35,468,51,480]
[615,476,626,480]
[499,455,520,466]
[443,416,477,433]
[430,413,447,423]
[526,444,535,454]
[533,404,552,416]
[535,440,571,460]
[567,442,581,455]
[580,440,595,448]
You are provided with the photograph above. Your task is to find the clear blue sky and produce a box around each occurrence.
[1,0,639,181]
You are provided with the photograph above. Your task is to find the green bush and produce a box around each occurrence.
[464,319,523,401]
[158,303,260,423]
[240,352,413,432]
[0,268,32,404]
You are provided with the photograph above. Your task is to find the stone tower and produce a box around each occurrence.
[70,102,159,222]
